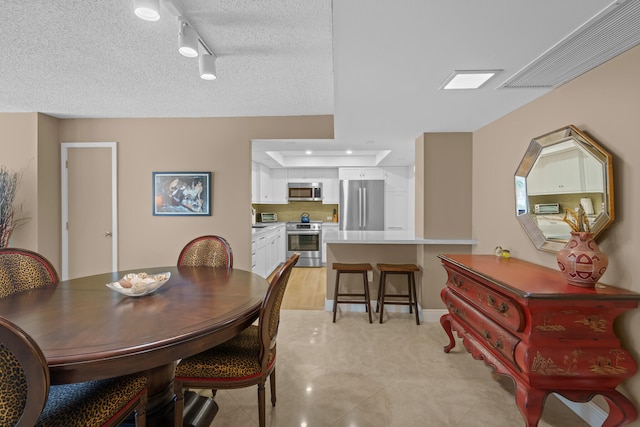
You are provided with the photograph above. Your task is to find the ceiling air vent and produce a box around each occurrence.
[501,0,640,89]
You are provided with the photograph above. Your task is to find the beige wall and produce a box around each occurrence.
[0,113,40,250]
[2,114,332,273]
[473,44,640,408]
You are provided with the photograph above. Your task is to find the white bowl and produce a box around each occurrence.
[106,272,171,297]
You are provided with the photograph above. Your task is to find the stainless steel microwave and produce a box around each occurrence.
[288,182,323,201]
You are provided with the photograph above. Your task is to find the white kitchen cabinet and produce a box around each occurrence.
[322,168,339,204]
[383,166,412,231]
[252,225,285,278]
[259,164,272,203]
[339,167,385,180]
[270,169,288,203]
[288,168,324,182]
[321,223,339,264]
[527,147,603,195]
[251,161,260,203]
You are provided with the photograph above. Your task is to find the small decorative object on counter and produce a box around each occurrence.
[494,246,503,257]
[332,208,338,223]
[501,249,511,259]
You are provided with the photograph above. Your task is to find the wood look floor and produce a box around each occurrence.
[281,266,326,310]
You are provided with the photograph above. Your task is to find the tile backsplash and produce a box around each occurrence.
[253,202,339,223]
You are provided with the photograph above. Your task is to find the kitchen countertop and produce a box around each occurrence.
[323,229,476,245]
[251,222,285,236]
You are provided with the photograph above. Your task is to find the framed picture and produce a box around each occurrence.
[153,172,211,216]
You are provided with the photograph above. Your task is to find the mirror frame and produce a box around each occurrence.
[514,125,614,253]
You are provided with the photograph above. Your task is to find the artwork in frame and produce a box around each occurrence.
[153,172,211,216]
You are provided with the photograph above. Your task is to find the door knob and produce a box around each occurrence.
[104,231,112,237]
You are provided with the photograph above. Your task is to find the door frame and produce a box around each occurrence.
[61,142,118,280]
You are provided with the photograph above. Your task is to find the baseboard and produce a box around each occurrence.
[324,303,606,425]
[555,394,607,426]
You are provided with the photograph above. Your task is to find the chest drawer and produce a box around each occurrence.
[443,288,520,368]
[446,267,524,333]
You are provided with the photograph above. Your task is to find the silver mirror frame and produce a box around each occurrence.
[514,125,614,253]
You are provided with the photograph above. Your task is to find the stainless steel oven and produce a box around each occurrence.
[286,221,322,267]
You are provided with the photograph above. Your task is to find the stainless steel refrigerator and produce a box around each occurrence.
[339,180,384,230]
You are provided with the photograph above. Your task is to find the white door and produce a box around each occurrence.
[61,143,118,280]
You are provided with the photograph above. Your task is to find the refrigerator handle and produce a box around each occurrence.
[358,187,362,228]
[362,188,367,228]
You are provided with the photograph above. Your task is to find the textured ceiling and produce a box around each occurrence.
[1,0,633,166]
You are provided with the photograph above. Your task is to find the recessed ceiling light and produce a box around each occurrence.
[346,150,353,154]
[440,70,502,90]
[305,150,312,155]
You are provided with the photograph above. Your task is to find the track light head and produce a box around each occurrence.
[178,19,199,57]
[133,0,160,21]
[199,53,217,80]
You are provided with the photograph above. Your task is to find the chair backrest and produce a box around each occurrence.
[177,235,233,269]
[257,253,299,367]
[0,248,59,299]
[0,316,50,427]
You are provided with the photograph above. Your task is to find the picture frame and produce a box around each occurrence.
[153,172,211,216]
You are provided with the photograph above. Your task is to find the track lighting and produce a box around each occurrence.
[133,0,160,21]
[134,1,218,80]
[199,52,217,80]
[178,19,199,57]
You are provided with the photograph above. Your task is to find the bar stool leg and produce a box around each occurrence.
[378,271,387,324]
[362,270,372,323]
[411,272,420,325]
[332,271,341,323]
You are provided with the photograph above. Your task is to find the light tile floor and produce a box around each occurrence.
[200,310,590,426]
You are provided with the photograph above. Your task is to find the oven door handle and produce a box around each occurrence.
[287,231,321,236]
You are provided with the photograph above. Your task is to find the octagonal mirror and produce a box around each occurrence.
[514,125,614,252]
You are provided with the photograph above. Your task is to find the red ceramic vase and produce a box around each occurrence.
[556,232,608,287]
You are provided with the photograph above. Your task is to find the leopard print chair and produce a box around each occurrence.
[0,316,147,427]
[177,235,233,269]
[174,253,300,427]
[0,248,59,299]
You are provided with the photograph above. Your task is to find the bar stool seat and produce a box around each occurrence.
[332,263,373,323]
[376,263,420,325]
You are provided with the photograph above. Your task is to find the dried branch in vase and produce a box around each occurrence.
[0,167,28,248]
[562,206,591,233]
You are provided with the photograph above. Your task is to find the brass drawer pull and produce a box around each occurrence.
[451,275,464,287]
[487,295,509,314]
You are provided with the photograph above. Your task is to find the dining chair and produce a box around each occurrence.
[174,253,300,427]
[0,316,148,427]
[0,248,59,298]
[177,235,233,268]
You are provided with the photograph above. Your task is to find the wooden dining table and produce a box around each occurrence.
[0,265,269,426]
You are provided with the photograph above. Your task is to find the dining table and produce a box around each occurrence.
[0,265,269,427]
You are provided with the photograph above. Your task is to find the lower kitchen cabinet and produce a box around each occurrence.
[252,224,287,278]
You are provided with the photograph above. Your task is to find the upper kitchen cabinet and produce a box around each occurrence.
[252,162,287,204]
[287,168,324,182]
[322,168,339,204]
[526,143,604,195]
[383,166,414,231]
[339,167,385,180]
[270,168,288,203]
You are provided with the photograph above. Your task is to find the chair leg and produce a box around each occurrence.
[135,390,147,427]
[174,381,184,427]
[362,271,372,323]
[270,370,276,406]
[257,382,266,427]
[332,271,341,323]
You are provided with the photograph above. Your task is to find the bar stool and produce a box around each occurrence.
[376,263,420,325]
[332,263,373,323]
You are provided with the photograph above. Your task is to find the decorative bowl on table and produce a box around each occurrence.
[106,272,171,297]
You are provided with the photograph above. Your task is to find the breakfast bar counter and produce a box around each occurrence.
[324,230,476,317]
[324,229,476,245]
